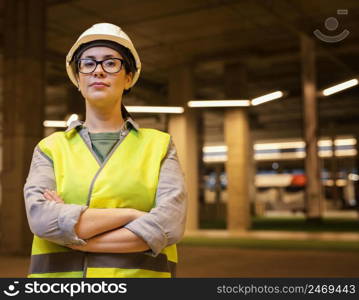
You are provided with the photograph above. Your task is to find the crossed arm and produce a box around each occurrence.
[43,189,150,253]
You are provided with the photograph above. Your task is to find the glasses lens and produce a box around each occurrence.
[102,59,122,73]
[79,59,96,74]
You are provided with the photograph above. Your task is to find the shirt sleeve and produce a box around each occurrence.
[124,138,187,256]
[23,145,88,246]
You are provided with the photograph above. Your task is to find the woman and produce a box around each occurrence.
[24,23,187,278]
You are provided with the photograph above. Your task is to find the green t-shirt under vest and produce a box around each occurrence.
[88,131,121,163]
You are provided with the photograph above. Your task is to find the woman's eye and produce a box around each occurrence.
[84,61,95,67]
[104,60,116,67]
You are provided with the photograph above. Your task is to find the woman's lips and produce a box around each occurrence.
[89,82,110,87]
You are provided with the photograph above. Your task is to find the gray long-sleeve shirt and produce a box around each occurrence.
[23,118,187,256]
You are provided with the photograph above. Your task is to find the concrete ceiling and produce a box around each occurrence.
[2,0,359,146]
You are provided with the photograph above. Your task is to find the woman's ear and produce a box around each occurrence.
[76,74,81,91]
[124,72,133,90]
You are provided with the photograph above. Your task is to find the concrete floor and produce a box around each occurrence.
[0,246,358,277]
[177,246,359,277]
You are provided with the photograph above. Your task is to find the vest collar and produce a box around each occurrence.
[64,117,139,138]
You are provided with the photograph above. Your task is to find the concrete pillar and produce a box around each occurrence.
[196,112,205,206]
[1,0,46,254]
[355,135,359,218]
[214,165,222,204]
[224,63,251,231]
[300,34,323,220]
[168,64,198,232]
[330,134,340,209]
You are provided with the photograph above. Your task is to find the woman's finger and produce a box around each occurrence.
[48,190,65,203]
[43,189,64,203]
[43,190,56,201]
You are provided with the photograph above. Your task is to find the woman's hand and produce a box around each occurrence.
[43,189,64,204]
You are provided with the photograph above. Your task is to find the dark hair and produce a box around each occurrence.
[72,40,137,95]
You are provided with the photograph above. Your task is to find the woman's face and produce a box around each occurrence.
[77,46,132,107]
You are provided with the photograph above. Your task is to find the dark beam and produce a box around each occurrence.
[254,0,355,77]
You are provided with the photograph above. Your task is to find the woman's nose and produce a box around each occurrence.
[93,63,106,76]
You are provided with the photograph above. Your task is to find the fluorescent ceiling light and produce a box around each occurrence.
[254,141,305,150]
[322,79,358,96]
[44,114,79,128]
[203,155,227,163]
[254,138,356,151]
[254,152,305,160]
[188,100,250,107]
[251,91,283,106]
[126,106,184,113]
[318,139,332,147]
[324,179,347,187]
[334,138,357,146]
[207,138,356,153]
[256,174,293,187]
[66,114,79,126]
[335,149,357,157]
[336,179,347,186]
[348,173,359,181]
[318,150,333,158]
[203,137,357,161]
[43,120,67,128]
[203,145,228,153]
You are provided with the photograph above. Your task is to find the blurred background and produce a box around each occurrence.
[0,0,359,277]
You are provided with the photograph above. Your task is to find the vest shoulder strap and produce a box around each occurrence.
[137,128,170,140]
[38,131,66,160]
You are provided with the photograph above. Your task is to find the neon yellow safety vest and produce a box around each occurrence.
[28,127,177,278]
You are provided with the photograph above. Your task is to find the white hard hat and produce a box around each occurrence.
[66,23,141,88]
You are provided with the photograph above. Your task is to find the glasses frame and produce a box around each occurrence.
[77,58,125,74]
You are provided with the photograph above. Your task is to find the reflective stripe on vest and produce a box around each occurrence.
[29,128,177,278]
[29,252,176,278]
